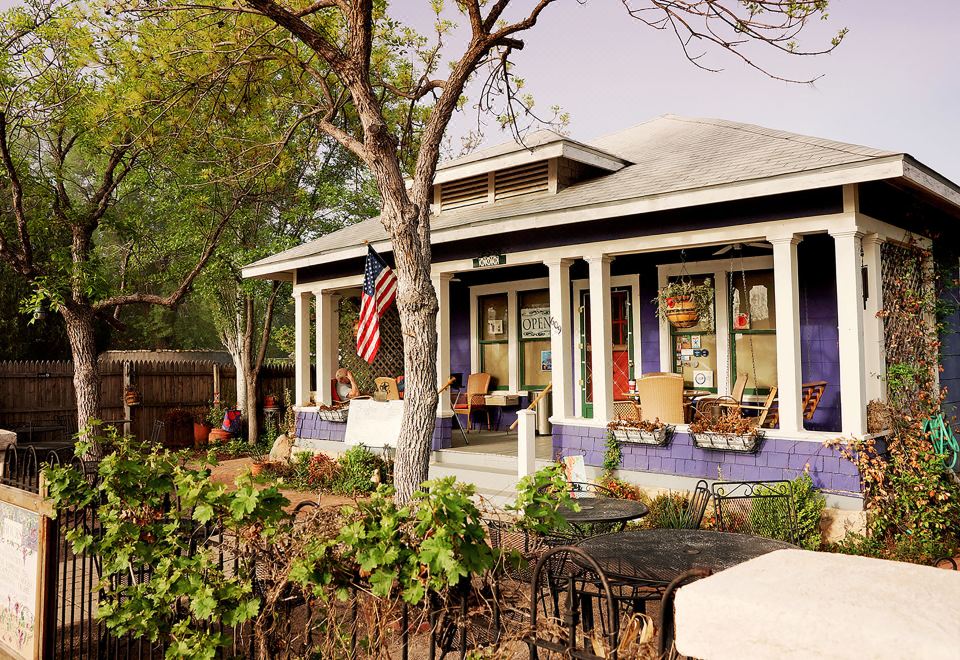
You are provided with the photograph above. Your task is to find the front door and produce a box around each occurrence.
[580,287,634,418]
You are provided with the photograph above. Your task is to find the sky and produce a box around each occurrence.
[2,0,958,182]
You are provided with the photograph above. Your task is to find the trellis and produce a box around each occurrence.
[337,296,405,393]
[880,240,933,399]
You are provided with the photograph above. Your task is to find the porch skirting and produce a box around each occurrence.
[295,411,453,450]
[552,423,861,496]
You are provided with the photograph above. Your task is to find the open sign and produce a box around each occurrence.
[520,306,550,339]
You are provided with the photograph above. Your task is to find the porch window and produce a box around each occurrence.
[670,275,718,391]
[729,269,777,393]
[478,293,510,389]
[519,289,551,390]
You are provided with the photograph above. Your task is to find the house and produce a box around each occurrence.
[243,115,960,517]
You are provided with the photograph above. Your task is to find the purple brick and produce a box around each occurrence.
[822,456,840,474]
[660,458,677,474]
[673,443,693,460]
[759,467,783,481]
[767,453,788,468]
[788,453,811,470]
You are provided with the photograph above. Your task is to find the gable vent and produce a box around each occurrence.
[494,161,549,201]
[439,174,489,211]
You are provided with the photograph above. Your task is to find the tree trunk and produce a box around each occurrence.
[390,205,439,504]
[245,367,260,444]
[62,306,101,452]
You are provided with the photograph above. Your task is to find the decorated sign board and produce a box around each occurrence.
[472,254,506,268]
[520,306,550,339]
[0,484,50,660]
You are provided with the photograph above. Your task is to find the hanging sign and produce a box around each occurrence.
[520,306,551,339]
[473,254,506,268]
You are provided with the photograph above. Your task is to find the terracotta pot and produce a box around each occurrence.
[124,390,141,406]
[664,296,700,329]
[208,428,232,444]
[263,395,278,408]
[250,461,267,477]
[194,422,212,447]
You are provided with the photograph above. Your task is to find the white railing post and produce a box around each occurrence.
[831,229,868,436]
[517,409,537,478]
[546,258,574,420]
[586,255,614,423]
[770,235,803,432]
[293,290,313,406]
[316,291,339,406]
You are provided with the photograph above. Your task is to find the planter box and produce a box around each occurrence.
[317,407,349,423]
[610,425,673,447]
[692,430,763,453]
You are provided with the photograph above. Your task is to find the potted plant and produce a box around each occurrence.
[263,393,279,409]
[655,277,714,330]
[607,418,674,446]
[689,410,763,453]
[249,444,268,477]
[317,401,350,423]
[193,416,212,447]
[206,400,231,443]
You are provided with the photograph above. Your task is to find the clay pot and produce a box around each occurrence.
[664,296,700,329]
[208,428,232,444]
[194,422,212,447]
[263,394,278,408]
[250,461,267,477]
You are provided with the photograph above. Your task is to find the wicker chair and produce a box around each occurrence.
[635,373,685,424]
[612,399,641,420]
[453,372,492,431]
[711,480,797,543]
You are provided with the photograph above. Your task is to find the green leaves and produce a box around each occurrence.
[508,463,579,534]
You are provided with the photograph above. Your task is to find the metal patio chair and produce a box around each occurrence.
[711,480,797,544]
[682,479,711,530]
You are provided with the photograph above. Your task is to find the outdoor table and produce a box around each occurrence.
[576,529,795,588]
[559,497,649,536]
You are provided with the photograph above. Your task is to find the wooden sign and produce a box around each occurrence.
[0,483,51,660]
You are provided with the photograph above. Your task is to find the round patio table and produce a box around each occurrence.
[559,497,649,536]
[576,529,795,588]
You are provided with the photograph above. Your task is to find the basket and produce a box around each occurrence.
[691,430,763,453]
[317,406,349,423]
[610,425,673,447]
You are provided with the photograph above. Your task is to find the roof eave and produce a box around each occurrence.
[242,156,908,281]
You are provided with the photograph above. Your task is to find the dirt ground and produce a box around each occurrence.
[207,457,358,512]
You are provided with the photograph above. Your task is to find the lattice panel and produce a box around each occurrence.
[337,296,405,393]
[881,241,930,369]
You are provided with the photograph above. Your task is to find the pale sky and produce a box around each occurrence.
[3,0,958,182]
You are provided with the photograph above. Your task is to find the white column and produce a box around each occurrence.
[433,273,453,416]
[770,235,803,433]
[293,290,313,406]
[587,255,614,423]
[831,230,868,436]
[546,258,574,420]
[861,234,886,403]
[516,409,537,477]
[316,291,339,406]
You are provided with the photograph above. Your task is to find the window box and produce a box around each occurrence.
[610,424,674,447]
[317,406,350,423]
[691,430,763,453]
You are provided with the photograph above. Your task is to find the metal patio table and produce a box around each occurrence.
[559,497,649,537]
[576,528,795,588]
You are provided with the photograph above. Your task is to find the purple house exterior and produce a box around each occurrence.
[245,116,960,513]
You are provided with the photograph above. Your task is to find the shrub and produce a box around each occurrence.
[307,453,338,487]
[328,444,390,496]
[639,492,692,529]
[598,476,645,501]
[507,462,579,534]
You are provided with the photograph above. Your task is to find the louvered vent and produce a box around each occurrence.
[494,161,549,201]
[439,174,489,211]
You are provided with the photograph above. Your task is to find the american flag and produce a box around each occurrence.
[357,245,397,364]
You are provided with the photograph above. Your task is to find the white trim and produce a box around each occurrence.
[243,157,906,279]
[770,236,803,432]
[469,277,550,394]
[657,256,774,396]
[570,273,642,421]
[830,228,868,436]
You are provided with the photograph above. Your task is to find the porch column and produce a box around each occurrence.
[831,229,868,436]
[293,290,313,406]
[316,290,339,406]
[546,258,574,419]
[433,273,454,416]
[587,255,614,423]
[862,234,887,403]
[770,235,803,433]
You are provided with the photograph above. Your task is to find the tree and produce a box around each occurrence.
[0,1,249,442]
[134,0,844,501]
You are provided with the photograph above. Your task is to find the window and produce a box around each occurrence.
[669,275,718,391]
[519,289,551,390]
[729,269,777,393]
[478,293,510,389]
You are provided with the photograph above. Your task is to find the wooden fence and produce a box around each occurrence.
[0,360,294,443]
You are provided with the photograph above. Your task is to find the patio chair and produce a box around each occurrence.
[701,386,779,429]
[802,381,828,420]
[682,479,711,530]
[635,373,684,424]
[711,480,797,544]
[453,372,492,432]
[150,420,165,445]
[613,399,641,420]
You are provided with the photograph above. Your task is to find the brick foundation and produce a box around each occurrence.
[296,410,453,450]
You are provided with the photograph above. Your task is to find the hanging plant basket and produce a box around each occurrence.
[655,277,714,331]
[124,386,142,407]
[610,424,674,447]
[691,430,763,453]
